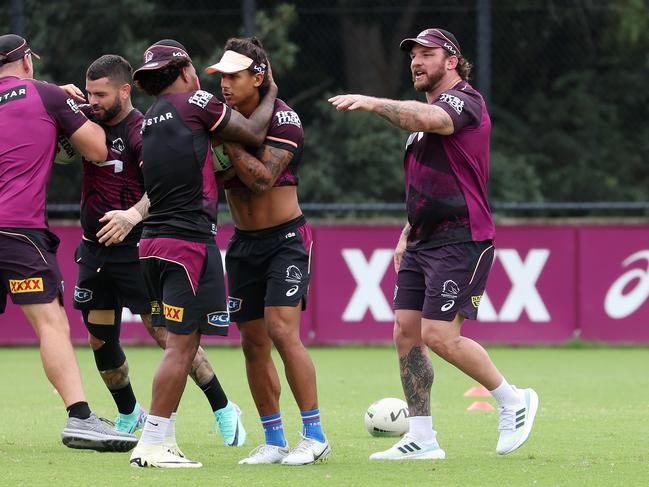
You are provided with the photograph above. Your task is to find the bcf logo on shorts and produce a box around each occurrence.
[228,297,242,313]
[163,303,184,322]
[207,311,230,327]
[9,277,43,294]
[73,286,93,303]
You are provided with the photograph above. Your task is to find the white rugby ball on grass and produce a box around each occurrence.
[364,397,410,437]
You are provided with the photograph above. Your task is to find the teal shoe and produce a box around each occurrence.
[214,401,246,447]
[114,403,147,434]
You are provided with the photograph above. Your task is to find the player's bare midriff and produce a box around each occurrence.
[226,185,302,231]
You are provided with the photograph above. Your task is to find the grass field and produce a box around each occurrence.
[0,345,648,486]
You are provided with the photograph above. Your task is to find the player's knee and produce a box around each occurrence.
[393,315,420,344]
[83,310,126,371]
[267,320,299,349]
[423,328,460,359]
[241,334,271,362]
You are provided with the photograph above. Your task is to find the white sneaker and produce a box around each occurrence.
[281,434,331,465]
[129,442,202,468]
[238,444,290,464]
[163,439,185,458]
[369,433,446,460]
[496,387,539,455]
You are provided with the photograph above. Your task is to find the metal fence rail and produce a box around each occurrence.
[46,201,649,217]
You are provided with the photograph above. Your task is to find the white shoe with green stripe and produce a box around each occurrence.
[496,387,539,455]
[369,433,446,460]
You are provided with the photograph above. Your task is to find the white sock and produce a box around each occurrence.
[139,415,170,445]
[408,416,436,443]
[490,378,521,407]
[165,412,178,441]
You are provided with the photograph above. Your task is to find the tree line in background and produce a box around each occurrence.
[2,0,648,216]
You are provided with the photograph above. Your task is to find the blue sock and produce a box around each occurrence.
[301,408,325,443]
[260,412,287,447]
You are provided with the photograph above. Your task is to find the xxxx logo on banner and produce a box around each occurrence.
[9,277,44,294]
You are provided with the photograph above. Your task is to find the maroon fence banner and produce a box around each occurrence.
[578,226,649,343]
[1,223,648,345]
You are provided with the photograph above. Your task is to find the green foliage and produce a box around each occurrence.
[300,99,405,204]
[254,3,299,77]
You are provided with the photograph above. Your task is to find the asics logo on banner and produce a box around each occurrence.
[285,265,303,284]
[604,250,649,319]
[441,280,459,299]
[275,110,301,127]
[188,90,213,109]
[144,50,154,63]
[163,303,184,322]
[0,86,26,105]
[439,93,464,114]
[207,311,229,327]
[228,297,242,312]
[73,286,93,303]
[111,137,125,154]
[286,285,299,297]
[9,277,43,294]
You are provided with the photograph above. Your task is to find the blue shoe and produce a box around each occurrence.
[114,403,147,434]
[214,401,246,447]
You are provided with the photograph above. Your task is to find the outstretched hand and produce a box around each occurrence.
[328,94,376,112]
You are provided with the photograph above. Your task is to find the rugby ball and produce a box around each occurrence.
[364,397,410,437]
[212,141,232,172]
[54,135,79,165]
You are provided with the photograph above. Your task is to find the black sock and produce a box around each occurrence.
[110,382,137,415]
[67,401,91,420]
[199,375,228,412]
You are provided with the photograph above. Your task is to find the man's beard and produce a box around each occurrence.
[90,99,122,123]
[413,65,445,92]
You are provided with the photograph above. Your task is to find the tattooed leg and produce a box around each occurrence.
[399,346,434,416]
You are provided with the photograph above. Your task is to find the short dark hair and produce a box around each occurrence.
[224,36,269,96]
[135,58,190,96]
[86,55,133,85]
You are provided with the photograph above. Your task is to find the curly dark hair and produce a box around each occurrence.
[456,56,473,81]
[223,36,270,97]
[135,58,191,96]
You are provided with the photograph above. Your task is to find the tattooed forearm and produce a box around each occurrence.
[133,193,150,220]
[375,99,453,134]
[399,346,434,416]
[226,142,293,193]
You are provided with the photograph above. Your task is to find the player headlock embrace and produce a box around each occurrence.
[205,37,330,465]
[60,55,246,448]
[330,28,539,460]
[118,39,278,468]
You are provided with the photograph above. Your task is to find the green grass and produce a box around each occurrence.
[0,346,648,486]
